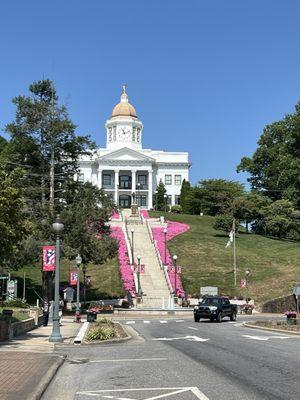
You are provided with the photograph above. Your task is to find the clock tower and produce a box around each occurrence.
[105,85,143,151]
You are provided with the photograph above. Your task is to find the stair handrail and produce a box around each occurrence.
[145,219,154,243]
[122,222,133,266]
[152,238,173,295]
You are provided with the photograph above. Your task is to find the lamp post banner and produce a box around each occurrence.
[42,246,56,271]
[70,271,78,286]
[241,278,247,288]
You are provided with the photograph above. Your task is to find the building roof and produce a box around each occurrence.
[111,85,137,118]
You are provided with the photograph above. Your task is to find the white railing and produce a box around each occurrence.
[146,219,154,243]
[123,222,133,266]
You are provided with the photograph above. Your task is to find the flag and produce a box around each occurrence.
[225,220,235,248]
[42,246,56,271]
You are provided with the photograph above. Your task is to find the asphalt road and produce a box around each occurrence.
[43,315,300,400]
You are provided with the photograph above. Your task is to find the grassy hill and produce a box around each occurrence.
[10,212,300,304]
[150,212,300,302]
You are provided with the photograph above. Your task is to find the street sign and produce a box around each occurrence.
[0,276,8,280]
[200,286,218,296]
[241,278,247,288]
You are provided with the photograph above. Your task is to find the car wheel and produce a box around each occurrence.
[216,312,222,323]
[210,318,214,322]
[230,312,237,321]
[194,316,200,323]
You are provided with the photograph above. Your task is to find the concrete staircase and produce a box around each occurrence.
[122,209,171,308]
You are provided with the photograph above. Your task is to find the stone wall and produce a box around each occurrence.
[261,295,296,313]
[10,318,36,338]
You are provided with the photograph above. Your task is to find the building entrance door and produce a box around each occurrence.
[119,195,131,208]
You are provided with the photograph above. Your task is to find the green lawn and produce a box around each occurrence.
[0,307,30,322]
[12,257,123,305]
[150,212,300,302]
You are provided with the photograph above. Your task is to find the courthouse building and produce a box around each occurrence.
[77,86,190,209]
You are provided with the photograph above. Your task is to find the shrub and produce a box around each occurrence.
[86,325,116,341]
[4,298,28,308]
[171,205,182,214]
[96,318,113,326]
[213,214,237,233]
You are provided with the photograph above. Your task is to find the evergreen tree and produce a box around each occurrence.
[180,179,193,214]
[155,180,167,211]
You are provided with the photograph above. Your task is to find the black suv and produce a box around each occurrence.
[194,296,237,322]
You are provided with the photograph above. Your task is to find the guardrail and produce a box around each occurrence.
[123,222,133,266]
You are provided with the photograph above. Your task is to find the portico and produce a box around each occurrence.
[77,86,190,209]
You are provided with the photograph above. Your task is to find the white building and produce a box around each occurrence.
[77,86,190,210]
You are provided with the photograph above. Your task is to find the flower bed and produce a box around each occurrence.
[110,226,135,296]
[151,221,189,297]
[140,210,150,219]
[111,209,121,220]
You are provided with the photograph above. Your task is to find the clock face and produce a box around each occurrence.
[117,126,132,140]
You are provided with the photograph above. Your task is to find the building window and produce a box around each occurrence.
[137,129,140,142]
[137,174,147,190]
[167,195,172,205]
[136,195,147,207]
[132,127,136,141]
[165,175,172,185]
[113,126,116,140]
[103,174,111,186]
[175,195,180,205]
[119,175,131,189]
[78,173,84,183]
[175,175,182,185]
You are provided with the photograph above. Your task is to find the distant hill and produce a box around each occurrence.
[150,212,300,302]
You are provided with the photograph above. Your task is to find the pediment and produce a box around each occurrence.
[99,147,154,163]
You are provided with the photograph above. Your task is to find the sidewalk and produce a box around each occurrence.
[0,317,82,400]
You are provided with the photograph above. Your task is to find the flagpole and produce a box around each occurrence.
[233,219,237,286]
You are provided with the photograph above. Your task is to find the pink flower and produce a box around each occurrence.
[140,210,150,219]
[111,226,135,294]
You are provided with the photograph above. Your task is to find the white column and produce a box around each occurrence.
[98,169,102,189]
[114,170,119,204]
[148,170,153,209]
[131,170,136,195]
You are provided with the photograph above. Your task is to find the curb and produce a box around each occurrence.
[31,354,66,400]
[244,323,300,336]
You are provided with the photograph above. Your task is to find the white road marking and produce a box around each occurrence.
[90,358,168,363]
[125,321,136,324]
[176,320,184,322]
[188,326,198,331]
[242,335,292,341]
[143,321,151,324]
[160,321,168,324]
[152,336,209,342]
[77,386,209,399]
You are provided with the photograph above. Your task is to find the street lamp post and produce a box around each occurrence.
[75,254,82,314]
[137,255,141,297]
[173,255,178,297]
[163,229,168,265]
[49,215,64,343]
[164,194,168,212]
[245,269,250,305]
[131,229,134,263]
[155,190,158,211]
[82,265,87,306]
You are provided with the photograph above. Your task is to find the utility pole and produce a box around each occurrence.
[233,219,237,286]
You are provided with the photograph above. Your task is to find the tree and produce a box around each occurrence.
[213,214,236,233]
[155,180,167,211]
[231,193,270,233]
[256,199,300,239]
[3,79,94,219]
[61,182,118,265]
[237,102,300,208]
[189,179,245,216]
[180,179,193,214]
[0,167,31,270]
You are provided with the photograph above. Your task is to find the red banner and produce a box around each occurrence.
[42,246,56,271]
[241,278,247,288]
[70,270,78,286]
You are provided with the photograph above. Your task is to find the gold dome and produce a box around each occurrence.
[111,85,137,118]
[112,102,137,118]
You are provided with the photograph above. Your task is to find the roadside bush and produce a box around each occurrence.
[96,318,113,326]
[86,324,116,341]
[171,205,182,214]
[213,214,237,233]
[4,298,28,308]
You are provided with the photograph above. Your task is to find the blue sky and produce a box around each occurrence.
[1,1,300,185]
